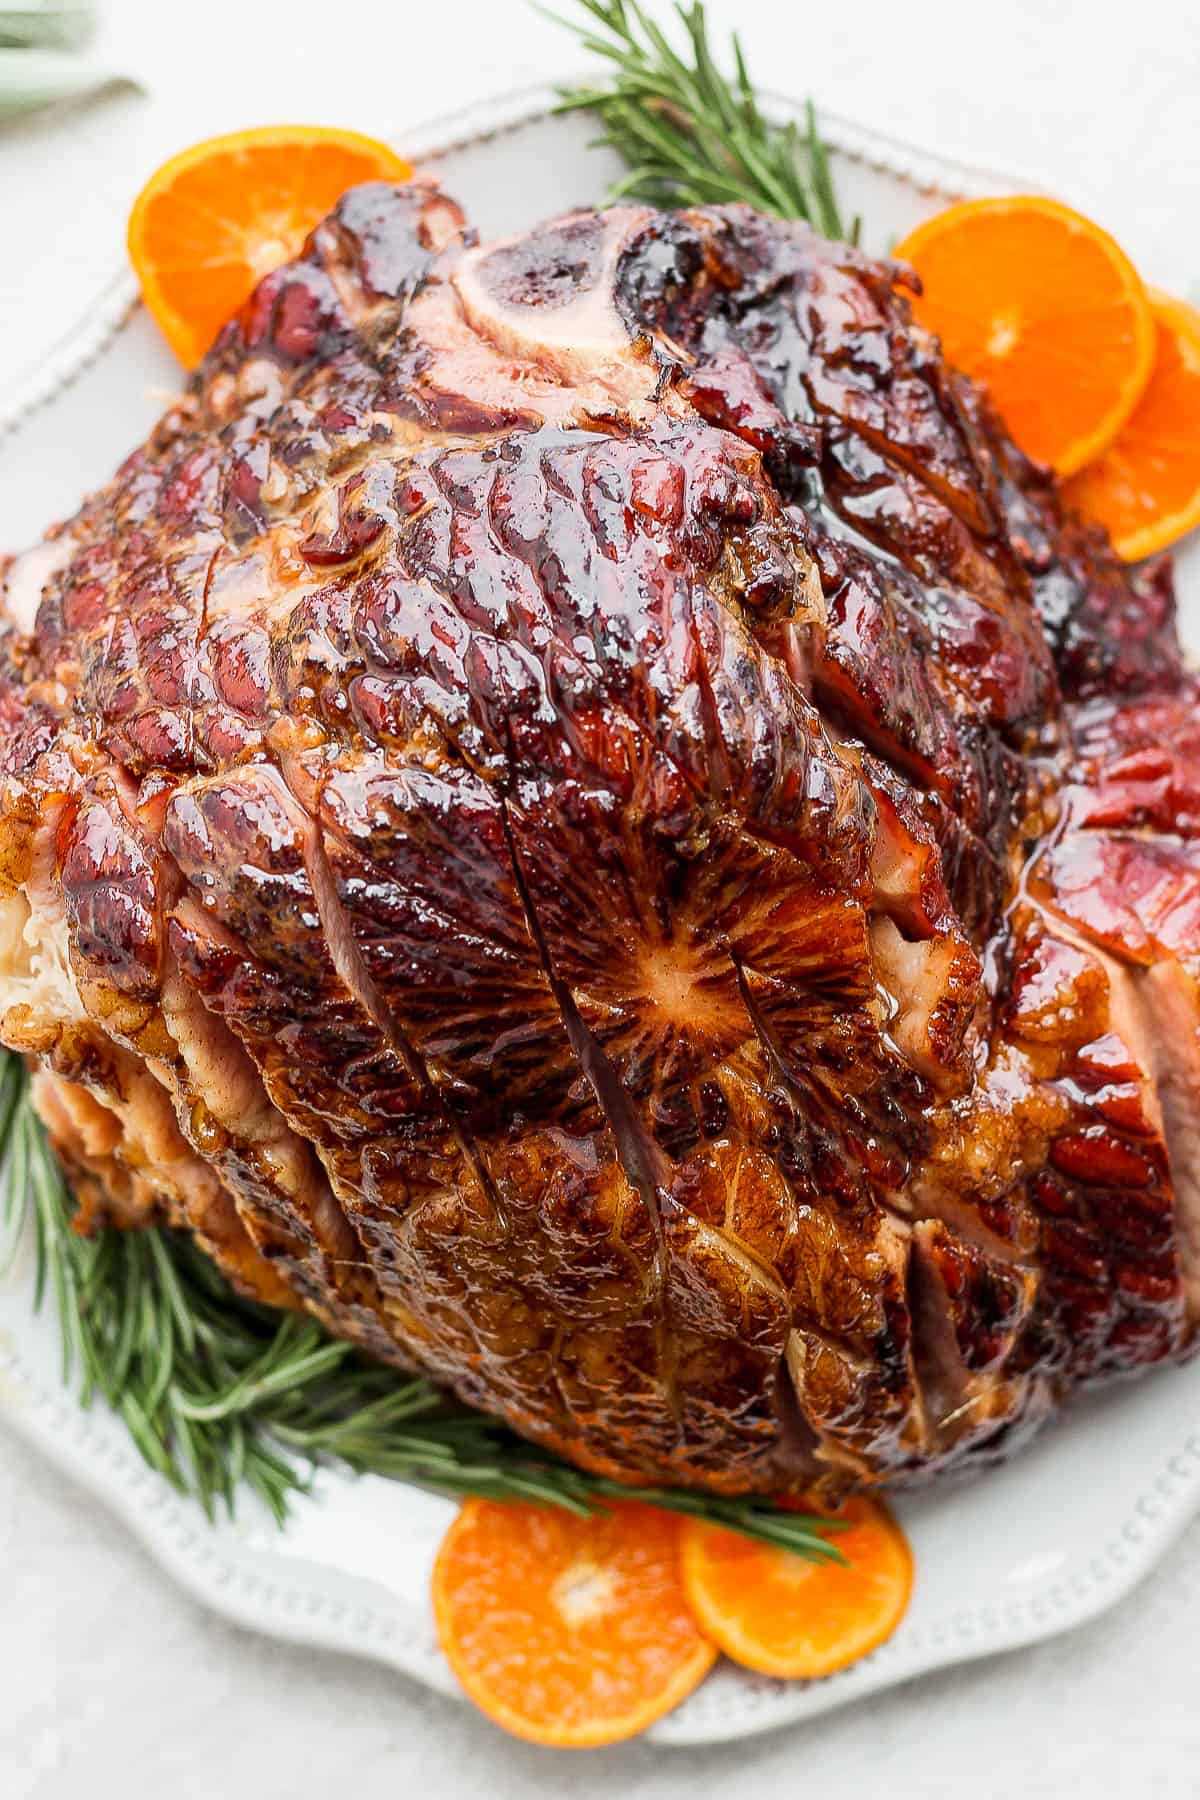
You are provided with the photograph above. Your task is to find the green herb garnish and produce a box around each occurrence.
[548,0,855,238]
[0,1,857,1561]
[0,1051,844,1559]
[0,6,139,119]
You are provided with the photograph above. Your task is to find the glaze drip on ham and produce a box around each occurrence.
[2,179,1197,1498]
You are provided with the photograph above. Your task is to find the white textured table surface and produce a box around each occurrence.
[3,1,1200,1793]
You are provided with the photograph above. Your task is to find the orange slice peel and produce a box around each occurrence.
[127,124,412,368]
[893,194,1155,476]
[432,1497,717,1748]
[1063,288,1200,561]
[680,1494,913,1680]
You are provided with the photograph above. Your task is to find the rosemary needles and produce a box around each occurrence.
[0,5,858,1559]
[549,0,853,239]
[0,1050,843,1559]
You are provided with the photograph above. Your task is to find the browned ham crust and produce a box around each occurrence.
[2,180,1197,1497]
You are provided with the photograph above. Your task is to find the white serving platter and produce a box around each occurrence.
[1,85,1199,1749]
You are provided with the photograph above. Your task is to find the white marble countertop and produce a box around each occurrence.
[3,1,1200,1793]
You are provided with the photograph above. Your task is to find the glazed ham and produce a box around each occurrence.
[2,179,1198,1497]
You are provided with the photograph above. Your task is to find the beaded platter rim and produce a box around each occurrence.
[3,82,1199,1750]
[0,75,1045,442]
[5,1222,1200,1748]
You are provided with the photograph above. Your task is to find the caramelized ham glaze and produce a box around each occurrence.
[2,179,1197,1498]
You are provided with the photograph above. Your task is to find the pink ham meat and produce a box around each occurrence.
[1,179,1197,1498]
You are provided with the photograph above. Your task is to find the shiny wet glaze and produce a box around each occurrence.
[1,181,1197,1498]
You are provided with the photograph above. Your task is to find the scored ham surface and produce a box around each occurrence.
[2,179,1198,1497]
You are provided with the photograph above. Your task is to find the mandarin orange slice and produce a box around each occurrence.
[680,1495,913,1680]
[893,195,1154,475]
[1063,289,1200,560]
[127,125,412,368]
[432,1498,717,1747]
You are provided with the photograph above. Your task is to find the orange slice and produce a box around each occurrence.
[1062,290,1200,560]
[893,196,1155,475]
[127,125,413,368]
[432,1498,716,1747]
[680,1495,913,1679]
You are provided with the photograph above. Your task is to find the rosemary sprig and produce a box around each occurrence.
[0,1050,844,1559]
[548,0,856,239]
[0,6,859,1562]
